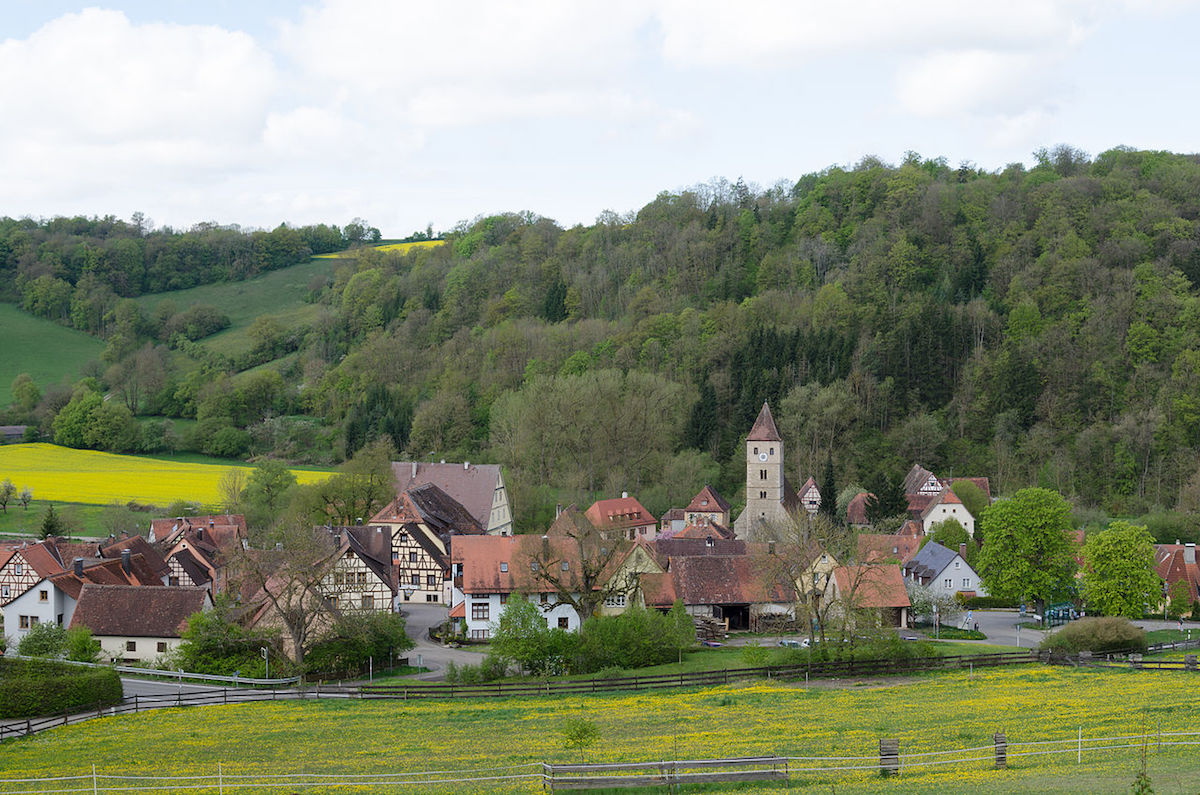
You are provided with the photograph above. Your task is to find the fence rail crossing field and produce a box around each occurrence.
[2,731,1199,793]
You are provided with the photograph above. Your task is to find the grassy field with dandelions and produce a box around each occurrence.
[1,667,1197,793]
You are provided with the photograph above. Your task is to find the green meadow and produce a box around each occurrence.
[0,303,105,405]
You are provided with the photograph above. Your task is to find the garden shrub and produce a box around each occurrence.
[1040,617,1147,655]
[0,658,122,719]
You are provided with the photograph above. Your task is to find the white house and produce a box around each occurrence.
[921,487,975,537]
[2,577,74,646]
[903,542,987,598]
[69,584,212,664]
[449,535,586,640]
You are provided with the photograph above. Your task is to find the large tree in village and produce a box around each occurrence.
[977,488,1079,616]
[1080,521,1161,618]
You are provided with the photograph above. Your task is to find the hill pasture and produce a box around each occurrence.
[0,303,105,405]
[0,443,331,507]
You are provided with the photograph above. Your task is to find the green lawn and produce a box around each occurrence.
[133,257,340,359]
[0,303,105,404]
[1,667,1195,793]
[0,500,113,538]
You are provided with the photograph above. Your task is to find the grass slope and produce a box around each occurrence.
[132,257,339,359]
[1,667,1194,793]
[0,303,105,405]
[0,443,331,507]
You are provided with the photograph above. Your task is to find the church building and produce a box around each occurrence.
[732,402,801,541]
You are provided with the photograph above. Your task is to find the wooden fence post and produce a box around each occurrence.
[1185,654,1197,671]
[879,738,899,776]
[994,731,1007,769]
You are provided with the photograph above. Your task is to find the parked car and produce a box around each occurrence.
[777,638,810,649]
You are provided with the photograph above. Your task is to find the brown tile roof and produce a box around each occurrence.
[638,571,678,608]
[832,565,910,609]
[340,525,397,592]
[18,541,67,579]
[906,493,936,517]
[846,492,872,525]
[449,601,465,618]
[69,584,209,638]
[746,402,782,442]
[404,483,484,535]
[1155,544,1200,603]
[857,533,922,564]
[390,461,503,532]
[659,507,686,526]
[452,534,594,595]
[101,536,170,579]
[660,519,735,542]
[585,496,655,532]
[903,464,938,495]
[149,515,247,547]
[654,537,749,558]
[668,555,795,605]
[546,506,598,537]
[170,547,212,586]
[685,486,731,514]
[49,553,164,600]
[0,548,12,569]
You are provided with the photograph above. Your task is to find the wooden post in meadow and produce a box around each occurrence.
[1185,654,1197,671]
[879,738,899,776]
[993,731,1007,769]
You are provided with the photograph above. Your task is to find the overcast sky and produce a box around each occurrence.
[2,1,1198,236]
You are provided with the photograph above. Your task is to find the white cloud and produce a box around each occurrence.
[895,49,1059,119]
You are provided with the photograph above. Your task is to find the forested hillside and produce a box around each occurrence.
[5,146,1200,531]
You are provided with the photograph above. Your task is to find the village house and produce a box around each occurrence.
[151,514,247,594]
[797,477,821,515]
[920,487,975,537]
[69,584,212,664]
[903,541,987,599]
[391,460,513,536]
[1155,542,1199,609]
[659,508,686,536]
[318,526,396,614]
[371,481,484,606]
[827,565,910,629]
[857,533,922,565]
[585,494,658,541]
[683,485,731,528]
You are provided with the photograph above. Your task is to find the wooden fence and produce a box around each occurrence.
[542,756,789,791]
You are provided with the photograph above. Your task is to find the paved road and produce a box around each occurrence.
[121,677,228,698]
[400,603,486,681]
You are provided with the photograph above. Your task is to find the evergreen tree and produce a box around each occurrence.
[865,470,907,525]
[39,504,64,539]
[686,379,719,453]
[819,454,838,522]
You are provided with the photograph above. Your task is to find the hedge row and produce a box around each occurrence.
[0,659,122,719]
[958,596,1019,609]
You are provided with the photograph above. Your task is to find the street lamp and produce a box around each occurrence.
[261,646,269,681]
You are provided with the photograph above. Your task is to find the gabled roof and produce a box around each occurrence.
[846,492,872,525]
[685,485,730,514]
[797,477,819,498]
[101,536,170,579]
[449,601,465,618]
[404,483,484,535]
[638,571,678,608]
[49,553,164,600]
[394,521,450,572]
[903,464,940,495]
[69,584,209,638]
[585,496,655,532]
[832,565,910,609]
[1154,544,1200,603]
[904,541,960,580]
[546,506,599,538]
[746,402,782,442]
[660,519,735,542]
[390,461,503,532]
[921,487,963,520]
[654,537,749,558]
[17,541,67,579]
[452,534,593,595]
[170,547,212,586]
[659,507,686,526]
[149,515,247,547]
[857,533,921,564]
[668,555,794,605]
[342,526,396,591]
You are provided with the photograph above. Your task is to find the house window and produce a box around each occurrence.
[558,617,569,629]
[530,561,539,571]
[1,586,8,599]
[500,593,508,605]
[168,576,179,586]
[362,595,374,610]
[410,574,419,587]
[14,563,22,576]
[769,447,774,455]
[329,596,338,609]
[471,603,489,621]
[392,551,399,563]
[57,614,63,625]
[604,594,627,608]
[760,469,767,480]
[500,562,508,572]
[157,642,167,653]
[954,561,961,569]
[561,560,569,571]
[540,592,549,604]
[427,574,438,587]
[126,641,137,652]
[19,615,30,629]
[333,572,345,586]
[944,578,952,588]
[470,629,489,640]
[409,551,418,563]
[38,590,47,602]
[753,447,759,455]
[426,594,438,602]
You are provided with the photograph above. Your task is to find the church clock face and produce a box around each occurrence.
[758,452,769,462]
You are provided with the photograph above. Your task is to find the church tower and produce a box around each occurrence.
[733,402,794,539]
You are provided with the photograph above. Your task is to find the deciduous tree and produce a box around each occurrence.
[1081,521,1160,618]
[977,488,1078,616]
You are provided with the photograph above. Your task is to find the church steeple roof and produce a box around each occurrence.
[746,402,782,442]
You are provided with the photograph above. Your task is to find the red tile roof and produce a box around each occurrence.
[585,496,655,532]
[846,492,872,525]
[661,520,735,542]
[452,534,593,595]
[746,402,782,442]
[832,565,910,609]
[1155,544,1200,602]
[668,555,795,605]
[857,534,922,564]
[449,601,465,618]
[685,485,731,514]
[18,541,67,579]
[69,584,209,638]
[638,571,678,608]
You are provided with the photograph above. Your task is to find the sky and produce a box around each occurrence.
[2,1,1199,236]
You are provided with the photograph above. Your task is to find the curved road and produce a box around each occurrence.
[400,604,486,680]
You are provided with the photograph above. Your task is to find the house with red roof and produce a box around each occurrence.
[684,485,731,528]
[585,494,657,541]
[921,487,974,536]
[1155,543,1199,610]
[828,565,910,629]
[69,584,211,664]
[797,476,821,515]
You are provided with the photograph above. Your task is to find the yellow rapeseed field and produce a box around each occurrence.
[314,240,445,258]
[1,667,1197,793]
[0,443,330,507]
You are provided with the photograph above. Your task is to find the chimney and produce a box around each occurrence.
[73,557,84,577]
[622,491,628,499]
[959,543,968,560]
[768,541,776,555]
[542,534,550,558]
[555,504,563,518]
[1186,544,1196,565]
[120,549,132,574]
[197,527,204,542]
[411,461,417,477]
[464,461,470,470]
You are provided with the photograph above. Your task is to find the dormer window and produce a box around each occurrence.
[500,562,508,572]
[705,536,714,548]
